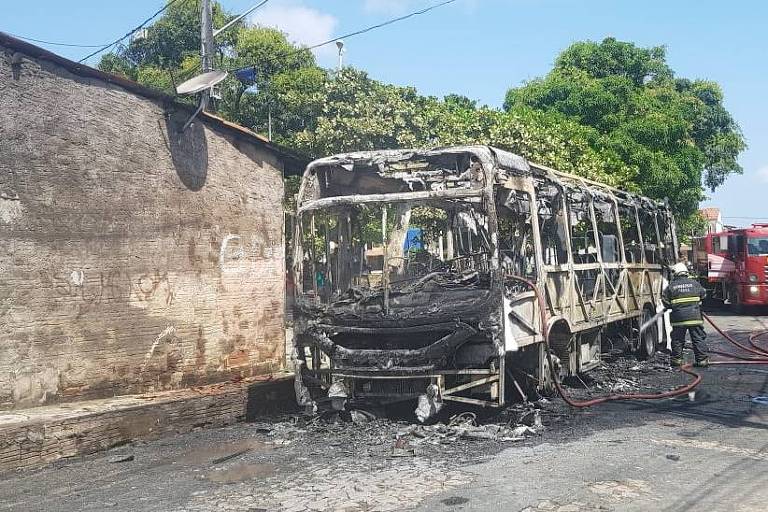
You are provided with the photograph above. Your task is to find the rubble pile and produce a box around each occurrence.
[180,353,692,512]
[398,410,542,446]
[565,352,686,398]
[248,403,546,462]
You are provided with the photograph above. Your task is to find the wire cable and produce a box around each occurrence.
[78,0,188,63]
[303,0,459,52]
[231,0,459,72]
[5,33,110,48]
[214,0,271,37]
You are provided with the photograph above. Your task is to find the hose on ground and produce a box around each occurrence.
[708,349,767,361]
[709,360,768,365]
[507,275,702,408]
[749,330,768,355]
[702,313,768,365]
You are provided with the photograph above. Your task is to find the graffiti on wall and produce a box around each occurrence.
[38,268,174,317]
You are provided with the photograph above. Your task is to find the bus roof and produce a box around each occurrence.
[303,145,667,210]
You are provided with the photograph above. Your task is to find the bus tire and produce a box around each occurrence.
[539,347,562,396]
[548,322,577,377]
[639,307,657,359]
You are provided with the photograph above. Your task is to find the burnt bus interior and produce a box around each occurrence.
[292,150,501,417]
[292,147,678,418]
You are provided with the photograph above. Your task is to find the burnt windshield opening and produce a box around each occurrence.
[297,199,492,306]
[497,188,537,286]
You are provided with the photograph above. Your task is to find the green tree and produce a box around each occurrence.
[288,68,432,156]
[504,37,746,220]
[123,0,232,70]
[219,28,321,139]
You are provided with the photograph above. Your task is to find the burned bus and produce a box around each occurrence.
[291,146,678,418]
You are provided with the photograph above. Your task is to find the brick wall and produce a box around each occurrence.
[0,42,286,409]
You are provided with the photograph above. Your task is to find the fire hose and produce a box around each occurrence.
[702,313,768,365]
[643,310,768,364]
[508,275,702,408]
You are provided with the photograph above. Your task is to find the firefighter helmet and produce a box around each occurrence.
[671,262,689,276]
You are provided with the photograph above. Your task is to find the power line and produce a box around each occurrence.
[78,0,188,63]
[231,0,460,72]
[6,33,109,48]
[214,0,271,37]
[304,0,459,52]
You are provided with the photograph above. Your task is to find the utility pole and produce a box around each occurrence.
[200,0,215,110]
[201,0,214,73]
[177,0,219,132]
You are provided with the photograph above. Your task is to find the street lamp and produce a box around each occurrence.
[336,40,345,71]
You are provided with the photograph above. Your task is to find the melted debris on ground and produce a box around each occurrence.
[249,404,546,463]
[244,351,684,462]
[565,351,688,399]
[177,352,684,512]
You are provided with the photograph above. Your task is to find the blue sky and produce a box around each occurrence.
[5,0,767,224]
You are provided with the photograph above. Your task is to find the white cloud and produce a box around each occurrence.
[249,3,338,58]
[757,166,768,184]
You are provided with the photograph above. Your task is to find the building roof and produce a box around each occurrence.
[700,207,721,221]
[0,31,307,175]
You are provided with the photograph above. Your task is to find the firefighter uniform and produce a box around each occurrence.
[662,265,709,366]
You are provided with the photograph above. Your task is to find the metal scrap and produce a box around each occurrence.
[398,411,541,445]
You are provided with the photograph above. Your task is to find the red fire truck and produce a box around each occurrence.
[693,224,768,310]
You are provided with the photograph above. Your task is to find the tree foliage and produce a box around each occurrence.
[284,69,635,189]
[504,37,746,219]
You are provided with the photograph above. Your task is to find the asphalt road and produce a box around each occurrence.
[1,309,767,512]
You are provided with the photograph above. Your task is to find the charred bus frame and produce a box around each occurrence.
[291,146,678,416]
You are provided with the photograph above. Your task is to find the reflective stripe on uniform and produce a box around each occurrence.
[671,319,704,327]
[671,296,701,305]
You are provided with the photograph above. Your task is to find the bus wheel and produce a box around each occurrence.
[639,308,657,359]
[548,322,576,377]
[540,349,562,396]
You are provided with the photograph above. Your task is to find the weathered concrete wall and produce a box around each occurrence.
[0,43,286,409]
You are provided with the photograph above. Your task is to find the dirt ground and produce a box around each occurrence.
[1,308,767,512]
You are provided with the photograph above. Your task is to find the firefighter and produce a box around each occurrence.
[662,262,710,367]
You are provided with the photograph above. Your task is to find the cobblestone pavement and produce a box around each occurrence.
[178,456,473,512]
[1,310,767,512]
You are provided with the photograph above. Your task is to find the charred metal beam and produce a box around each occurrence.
[314,322,460,334]
[298,188,483,214]
[307,322,477,370]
